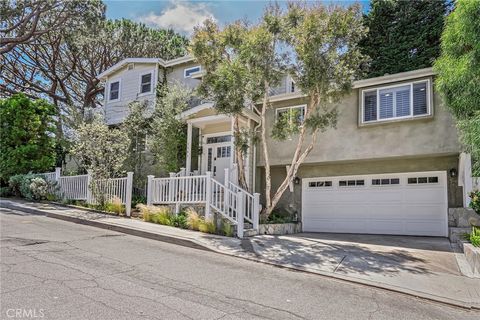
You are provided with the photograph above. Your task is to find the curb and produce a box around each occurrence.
[2,200,479,310]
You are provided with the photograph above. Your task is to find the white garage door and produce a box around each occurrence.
[302,171,448,236]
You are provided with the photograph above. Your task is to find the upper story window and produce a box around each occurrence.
[361,79,430,124]
[276,105,306,126]
[184,66,201,78]
[109,81,120,101]
[139,72,153,94]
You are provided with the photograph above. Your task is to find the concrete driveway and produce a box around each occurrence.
[249,233,480,308]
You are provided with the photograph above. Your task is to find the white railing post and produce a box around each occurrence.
[253,192,260,231]
[147,175,154,205]
[125,172,133,217]
[55,167,61,181]
[169,172,175,202]
[236,191,245,238]
[86,170,93,204]
[205,171,212,220]
[224,168,230,210]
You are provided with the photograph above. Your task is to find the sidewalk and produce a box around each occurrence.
[1,198,480,310]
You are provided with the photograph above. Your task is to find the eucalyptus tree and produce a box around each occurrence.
[192,2,367,218]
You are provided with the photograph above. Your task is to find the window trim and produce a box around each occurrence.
[138,71,154,96]
[108,79,121,102]
[360,79,431,124]
[184,66,201,78]
[275,104,306,125]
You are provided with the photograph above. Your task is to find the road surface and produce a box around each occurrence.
[1,207,478,320]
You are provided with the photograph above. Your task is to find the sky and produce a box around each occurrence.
[104,0,369,35]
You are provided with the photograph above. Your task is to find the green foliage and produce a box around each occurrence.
[8,174,26,197]
[186,207,201,231]
[104,197,125,216]
[0,94,57,184]
[71,116,130,180]
[434,0,480,175]
[221,219,234,237]
[470,226,480,247]
[198,219,216,234]
[122,101,151,187]
[8,174,50,200]
[260,208,295,224]
[171,211,189,229]
[28,177,49,200]
[470,190,480,215]
[361,0,450,78]
[149,83,191,174]
[131,194,147,208]
[137,204,173,226]
[0,186,12,197]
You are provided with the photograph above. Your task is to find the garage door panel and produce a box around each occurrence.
[302,171,448,237]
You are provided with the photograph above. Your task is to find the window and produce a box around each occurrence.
[362,80,430,123]
[276,105,306,125]
[184,66,201,78]
[216,146,231,158]
[109,81,120,101]
[308,181,333,188]
[372,178,400,186]
[339,180,364,187]
[140,73,152,94]
[206,135,231,144]
[408,176,439,185]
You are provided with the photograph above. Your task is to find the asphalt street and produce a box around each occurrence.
[1,207,478,320]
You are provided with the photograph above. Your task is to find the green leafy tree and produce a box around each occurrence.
[70,117,130,180]
[192,3,367,217]
[360,0,450,78]
[149,83,191,174]
[122,100,152,187]
[434,0,480,176]
[0,94,57,184]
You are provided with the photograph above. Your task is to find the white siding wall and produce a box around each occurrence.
[166,62,202,90]
[104,63,159,125]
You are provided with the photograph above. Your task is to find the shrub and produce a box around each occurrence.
[470,226,480,247]
[8,174,25,196]
[0,186,12,197]
[198,219,216,234]
[171,211,188,229]
[221,219,234,237]
[105,196,125,215]
[28,177,49,200]
[470,190,480,214]
[137,204,173,225]
[131,194,146,208]
[260,208,295,224]
[186,207,201,231]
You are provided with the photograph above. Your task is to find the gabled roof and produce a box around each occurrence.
[97,55,195,80]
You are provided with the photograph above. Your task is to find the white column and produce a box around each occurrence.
[55,167,61,181]
[459,152,473,207]
[236,191,245,238]
[147,175,154,205]
[186,122,193,174]
[125,172,133,217]
[205,171,212,219]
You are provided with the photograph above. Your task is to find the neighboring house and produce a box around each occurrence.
[97,56,473,238]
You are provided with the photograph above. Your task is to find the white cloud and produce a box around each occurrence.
[139,1,215,34]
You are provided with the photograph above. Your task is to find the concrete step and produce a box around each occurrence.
[243,228,258,237]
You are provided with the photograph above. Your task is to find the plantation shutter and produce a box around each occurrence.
[379,89,394,119]
[413,82,428,115]
[363,91,377,122]
[395,85,411,117]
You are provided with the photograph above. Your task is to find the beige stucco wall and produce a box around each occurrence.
[166,61,202,89]
[258,77,460,166]
[257,155,463,217]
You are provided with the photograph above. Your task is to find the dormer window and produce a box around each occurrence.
[140,72,153,94]
[109,81,120,101]
[184,66,201,78]
[361,79,431,124]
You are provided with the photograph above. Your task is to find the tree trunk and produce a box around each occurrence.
[260,83,272,215]
[233,115,248,190]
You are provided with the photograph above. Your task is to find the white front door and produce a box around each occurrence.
[302,171,448,236]
[204,143,232,182]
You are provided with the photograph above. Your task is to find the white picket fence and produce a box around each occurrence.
[37,168,133,216]
[147,170,260,237]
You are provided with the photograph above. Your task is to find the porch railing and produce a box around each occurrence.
[147,171,260,237]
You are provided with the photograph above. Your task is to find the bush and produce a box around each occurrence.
[260,208,295,224]
[0,186,12,197]
[8,174,25,196]
[137,204,173,226]
[29,177,49,200]
[105,196,125,215]
[470,190,480,214]
[8,173,49,200]
[171,211,188,229]
[198,219,216,234]
[470,226,480,247]
[221,219,234,237]
[186,207,201,231]
[131,194,146,208]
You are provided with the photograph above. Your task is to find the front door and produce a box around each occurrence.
[205,143,232,182]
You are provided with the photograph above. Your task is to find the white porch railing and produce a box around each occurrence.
[36,168,133,216]
[147,170,260,237]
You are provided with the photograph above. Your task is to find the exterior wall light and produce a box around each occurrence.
[449,168,457,178]
[294,176,301,185]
